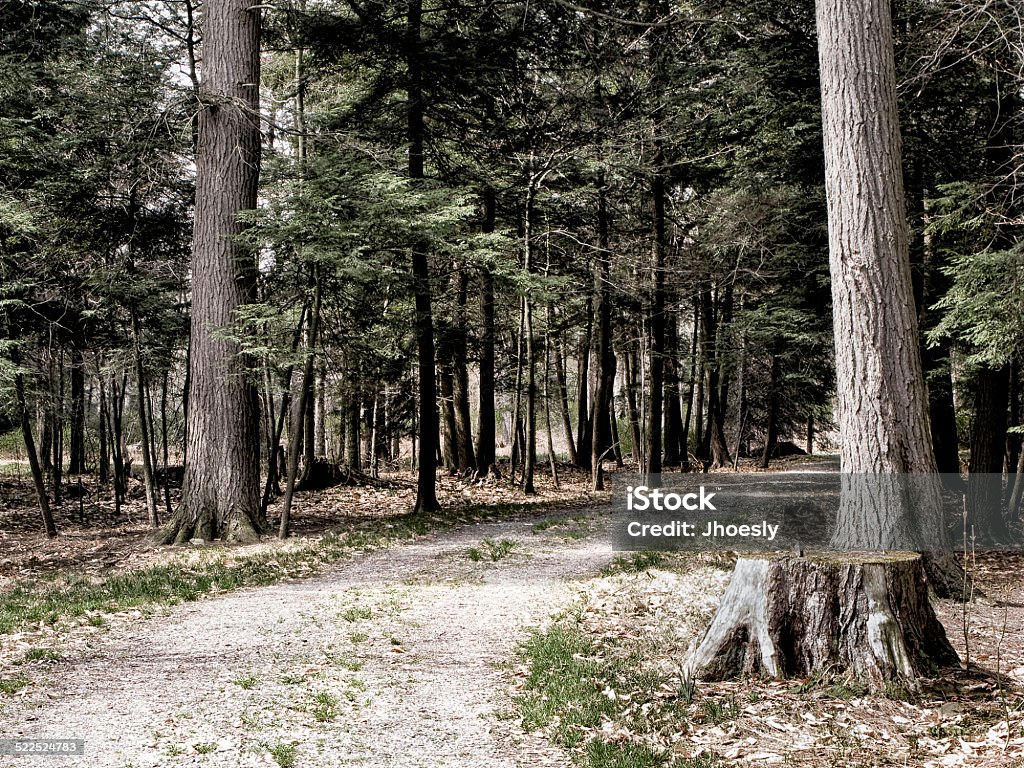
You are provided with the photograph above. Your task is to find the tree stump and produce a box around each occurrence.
[685,554,958,690]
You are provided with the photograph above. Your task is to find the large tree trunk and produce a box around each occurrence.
[691,0,958,688]
[159,0,263,544]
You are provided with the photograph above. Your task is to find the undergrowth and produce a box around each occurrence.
[516,612,718,768]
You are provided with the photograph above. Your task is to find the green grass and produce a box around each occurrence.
[340,606,373,622]
[517,610,708,768]
[192,742,217,754]
[467,537,517,562]
[268,742,297,768]
[0,500,545,636]
[601,551,666,576]
[0,674,30,695]
[699,696,740,725]
[232,675,259,689]
[22,647,63,663]
[349,631,369,643]
[311,690,340,722]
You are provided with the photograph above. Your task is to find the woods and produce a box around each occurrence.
[2,1,1019,543]
[3,3,1024,764]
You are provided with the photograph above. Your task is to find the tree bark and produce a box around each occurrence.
[686,555,957,689]
[68,346,86,474]
[13,364,56,538]
[967,364,1011,543]
[159,0,263,544]
[645,127,666,481]
[475,189,498,478]
[553,328,577,466]
[590,166,614,491]
[407,0,440,513]
[691,0,960,687]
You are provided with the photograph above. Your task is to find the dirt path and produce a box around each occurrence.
[0,509,610,768]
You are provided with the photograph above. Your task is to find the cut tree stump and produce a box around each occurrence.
[685,553,958,689]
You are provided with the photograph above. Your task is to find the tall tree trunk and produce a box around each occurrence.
[689,0,958,687]
[452,268,476,474]
[439,367,457,472]
[622,342,642,464]
[760,343,781,469]
[591,166,614,491]
[98,375,110,486]
[663,312,683,468]
[12,355,56,538]
[51,351,64,504]
[645,126,666,480]
[521,173,538,494]
[68,346,85,474]
[159,370,174,521]
[680,304,699,470]
[110,374,127,515]
[575,298,592,468]
[700,288,731,468]
[967,364,1011,542]
[160,0,263,543]
[407,0,440,513]
[553,329,577,465]
[475,188,498,478]
[279,276,322,538]
[132,314,159,528]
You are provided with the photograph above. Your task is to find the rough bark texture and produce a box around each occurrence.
[690,0,962,688]
[687,555,957,689]
[817,0,937,483]
[817,0,962,596]
[160,0,263,544]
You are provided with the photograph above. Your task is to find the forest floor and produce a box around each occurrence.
[0,465,1021,768]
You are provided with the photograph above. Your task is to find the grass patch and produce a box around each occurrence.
[517,620,682,761]
[699,696,739,725]
[0,500,546,636]
[601,552,666,576]
[340,606,373,622]
[349,631,369,643]
[311,690,340,722]
[232,675,259,689]
[0,674,30,694]
[22,647,63,663]
[467,537,517,562]
[193,742,217,754]
[268,743,297,768]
